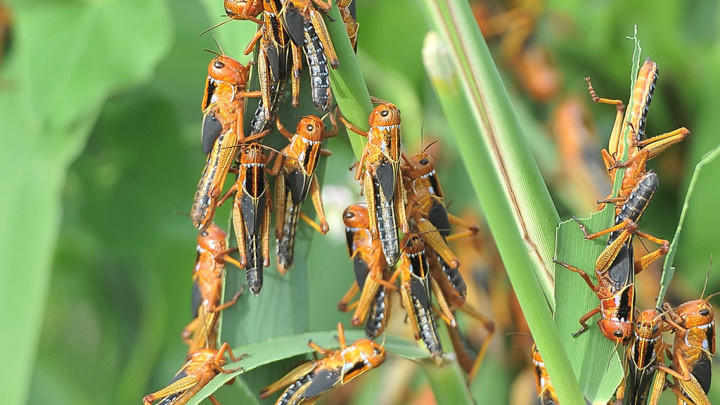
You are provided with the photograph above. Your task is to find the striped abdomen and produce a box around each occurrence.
[373,175,399,266]
[414,294,442,359]
[629,59,658,143]
[277,373,313,405]
[191,130,236,231]
[303,21,331,111]
[277,191,300,272]
[440,256,467,303]
[250,33,289,134]
[365,286,390,339]
[609,172,658,243]
[245,230,264,296]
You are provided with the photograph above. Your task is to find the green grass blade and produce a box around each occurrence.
[422,361,473,405]
[186,331,427,405]
[656,145,720,305]
[0,2,172,403]
[420,1,560,301]
[419,7,583,403]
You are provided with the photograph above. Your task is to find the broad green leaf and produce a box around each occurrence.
[553,208,623,403]
[0,1,171,404]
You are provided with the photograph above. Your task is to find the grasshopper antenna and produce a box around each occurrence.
[198,18,233,38]
[701,254,713,299]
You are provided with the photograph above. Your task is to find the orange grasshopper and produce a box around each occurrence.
[191,54,266,232]
[337,204,391,337]
[585,58,689,210]
[181,224,244,354]
[342,102,409,266]
[259,323,385,405]
[531,343,560,405]
[556,172,667,343]
[401,146,480,305]
[378,233,458,364]
[218,143,272,296]
[268,115,336,274]
[143,343,245,405]
[614,308,669,405]
[659,293,719,405]
[280,0,339,111]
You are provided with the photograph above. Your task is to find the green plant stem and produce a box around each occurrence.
[324,3,372,157]
[418,0,584,402]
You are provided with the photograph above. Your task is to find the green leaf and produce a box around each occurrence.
[553,208,623,402]
[186,331,427,405]
[0,1,172,404]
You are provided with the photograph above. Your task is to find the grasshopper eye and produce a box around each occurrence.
[614,330,624,338]
[344,211,354,219]
[244,148,250,154]
[380,109,388,117]
[700,308,710,316]
[306,124,314,132]
[214,60,225,69]
[420,158,429,165]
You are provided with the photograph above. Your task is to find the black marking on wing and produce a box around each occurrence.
[240,193,262,235]
[348,0,356,19]
[607,243,634,293]
[301,367,341,399]
[345,229,355,257]
[191,280,202,316]
[428,201,450,238]
[353,256,370,290]
[203,78,216,111]
[282,6,306,47]
[201,112,223,155]
[410,278,431,309]
[375,160,395,200]
[286,170,307,206]
[692,355,712,394]
[266,43,282,82]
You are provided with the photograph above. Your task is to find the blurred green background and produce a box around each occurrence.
[2,0,720,404]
